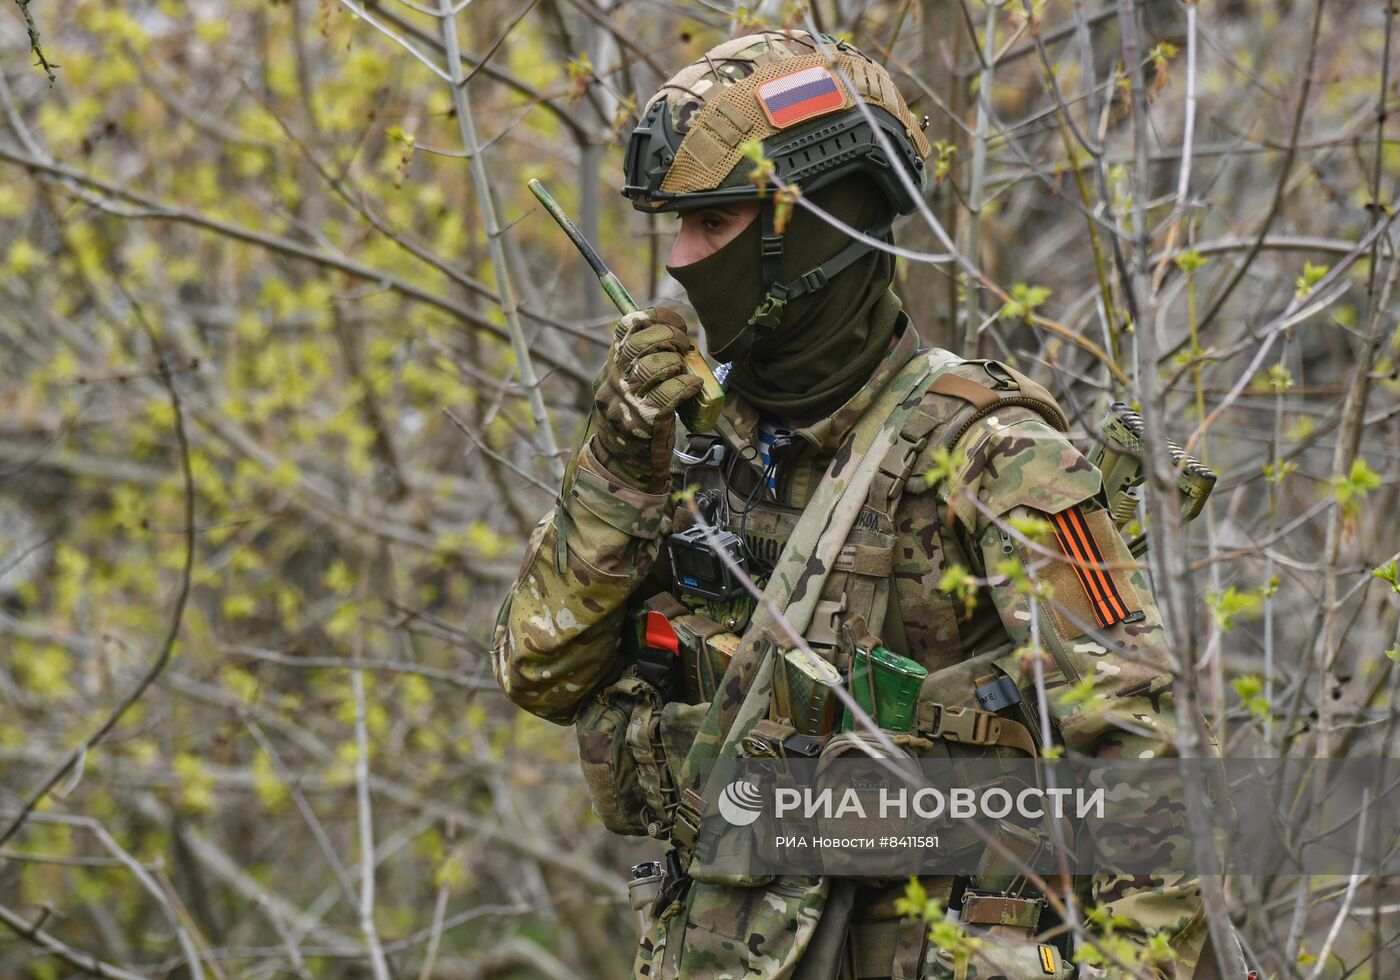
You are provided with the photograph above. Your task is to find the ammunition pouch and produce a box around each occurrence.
[574,672,708,840]
[810,730,930,877]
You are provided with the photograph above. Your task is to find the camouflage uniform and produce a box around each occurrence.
[494,322,1219,978]
[492,28,1229,980]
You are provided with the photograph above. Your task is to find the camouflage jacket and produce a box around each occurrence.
[492,324,1210,977]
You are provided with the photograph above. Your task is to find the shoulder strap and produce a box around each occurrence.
[930,358,1070,458]
[859,356,1068,526]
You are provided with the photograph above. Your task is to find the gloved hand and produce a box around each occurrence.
[590,307,703,493]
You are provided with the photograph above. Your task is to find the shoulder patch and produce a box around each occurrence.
[1048,504,1141,628]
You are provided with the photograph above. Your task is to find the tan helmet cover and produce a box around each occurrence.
[643,31,931,198]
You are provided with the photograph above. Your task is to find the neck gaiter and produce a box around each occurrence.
[667,176,900,420]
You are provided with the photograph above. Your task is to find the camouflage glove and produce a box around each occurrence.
[590,307,702,493]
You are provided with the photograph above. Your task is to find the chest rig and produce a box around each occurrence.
[651,353,1069,707]
[590,349,1071,863]
[664,416,909,698]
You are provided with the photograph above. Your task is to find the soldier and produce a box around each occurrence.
[494,30,1239,980]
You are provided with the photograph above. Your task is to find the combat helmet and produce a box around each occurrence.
[623,31,931,340]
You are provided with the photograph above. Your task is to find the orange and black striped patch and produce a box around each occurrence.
[1050,505,1135,628]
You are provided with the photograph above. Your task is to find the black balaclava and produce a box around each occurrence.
[667,175,901,421]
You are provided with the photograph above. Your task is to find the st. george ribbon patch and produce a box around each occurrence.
[756,65,847,129]
[1049,505,1137,628]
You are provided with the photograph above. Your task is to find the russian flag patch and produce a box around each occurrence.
[756,65,846,129]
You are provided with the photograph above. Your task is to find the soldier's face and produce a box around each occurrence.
[668,203,760,268]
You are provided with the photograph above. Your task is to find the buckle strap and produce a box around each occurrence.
[875,428,932,503]
[746,221,892,332]
[670,787,706,852]
[748,284,790,330]
[922,702,1038,756]
[961,889,1044,930]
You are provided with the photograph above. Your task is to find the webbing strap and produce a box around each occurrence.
[626,699,675,835]
[890,919,928,980]
[961,891,1044,930]
[748,221,894,332]
[848,918,928,979]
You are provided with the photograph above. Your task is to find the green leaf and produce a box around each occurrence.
[1295,261,1329,298]
[1173,249,1207,274]
[997,283,1052,322]
[1206,586,1264,630]
[1057,676,1097,708]
[930,140,957,182]
[173,753,216,814]
[221,593,258,620]
[1007,515,1054,543]
[1231,674,1271,720]
[1262,459,1298,484]
[921,446,955,486]
[739,139,776,194]
[1372,560,1400,593]
[322,559,355,594]
[1259,362,1293,393]
[937,564,978,620]
[1149,40,1180,68]
[1330,457,1382,512]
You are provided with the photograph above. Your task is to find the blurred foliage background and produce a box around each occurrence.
[0,0,1396,976]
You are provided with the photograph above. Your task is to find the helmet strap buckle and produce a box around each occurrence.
[799,267,828,292]
[748,285,790,331]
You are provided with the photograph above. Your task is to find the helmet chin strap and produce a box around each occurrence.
[716,199,891,362]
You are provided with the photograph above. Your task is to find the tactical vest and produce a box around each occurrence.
[574,348,1064,828]
[573,347,1076,979]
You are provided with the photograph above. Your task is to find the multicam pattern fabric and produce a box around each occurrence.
[636,875,831,978]
[926,933,1076,979]
[591,307,704,492]
[491,323,1216,977]
[645,33,828,138]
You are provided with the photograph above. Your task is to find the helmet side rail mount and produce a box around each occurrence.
[622,101,926,215]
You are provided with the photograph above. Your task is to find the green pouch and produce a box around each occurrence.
[842,644,928,733]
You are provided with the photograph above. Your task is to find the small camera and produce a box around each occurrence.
[668,525,747,602]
